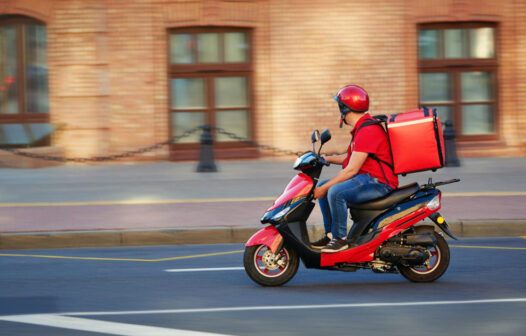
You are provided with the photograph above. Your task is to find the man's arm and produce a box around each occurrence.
[313,151,368,199]
[325,154,346,165]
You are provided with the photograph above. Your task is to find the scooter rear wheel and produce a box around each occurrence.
[399,231,450,282]
[244,244,299,286]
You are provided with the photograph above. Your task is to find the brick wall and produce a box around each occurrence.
[267,0,410,154]
[1,0,525,162]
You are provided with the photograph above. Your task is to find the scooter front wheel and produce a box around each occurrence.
[244,244,299,286]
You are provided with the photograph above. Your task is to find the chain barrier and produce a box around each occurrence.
[212,127,304,157]
[0,127,202,163]
[213,127,346,157]
[0,125,345,162]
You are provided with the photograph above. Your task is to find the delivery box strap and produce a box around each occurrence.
[353,119,395,184]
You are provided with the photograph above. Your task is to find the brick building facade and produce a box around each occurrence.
[0,0,525,165]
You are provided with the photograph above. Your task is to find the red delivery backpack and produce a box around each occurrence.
[356,107,445,176]
[386,107,445,175]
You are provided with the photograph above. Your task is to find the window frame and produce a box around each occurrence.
[0,15,50,125]
[418,22,499,141]
[167,26,256,158]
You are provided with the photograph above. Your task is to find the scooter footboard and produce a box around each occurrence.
[246,226,283,254]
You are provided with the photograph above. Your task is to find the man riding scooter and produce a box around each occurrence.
[245,85,457,286]
[312,85,399,253]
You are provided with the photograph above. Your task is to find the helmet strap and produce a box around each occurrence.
[340,114,349,128]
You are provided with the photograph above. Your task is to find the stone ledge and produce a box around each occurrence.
[0,147,64,168]
[1,221,525,250]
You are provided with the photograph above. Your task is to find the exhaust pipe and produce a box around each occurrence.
[388,233,437,247]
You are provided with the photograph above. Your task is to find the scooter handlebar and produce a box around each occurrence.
[318,156,330,167]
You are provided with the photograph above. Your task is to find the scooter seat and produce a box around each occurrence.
[348,182,419,210]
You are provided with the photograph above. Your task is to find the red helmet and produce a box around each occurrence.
[334,85,369,127]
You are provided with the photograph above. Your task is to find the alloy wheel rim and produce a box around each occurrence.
[253,245,290,278]
[410,245,441,274]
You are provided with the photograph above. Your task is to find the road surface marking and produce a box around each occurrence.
[0,250,244,262]
[0,314,230,336]
[0,253,155,262]
[521,236,526,240]
[2,244,525,262]
[165,267,244,272]
[0,191,524,207]
[450,245,526,251]
[155,250,244,261]
[0,197,275,207]
[61,298,526,316]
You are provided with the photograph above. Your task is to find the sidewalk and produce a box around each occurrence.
[0,157,525,249]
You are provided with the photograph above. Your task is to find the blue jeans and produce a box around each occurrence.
[318,174,393,239]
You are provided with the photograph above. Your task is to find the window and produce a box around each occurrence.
[0,15,51,147]
[168,27,254,159]
[418,23,497,139]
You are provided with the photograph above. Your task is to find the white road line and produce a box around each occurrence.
[63,298,526,316]
[164,267,244,272]
[0,314,231,336]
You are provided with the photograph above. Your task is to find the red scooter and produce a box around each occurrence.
[244,129,459,286]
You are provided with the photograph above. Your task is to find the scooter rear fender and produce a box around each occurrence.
[246,226,283,254]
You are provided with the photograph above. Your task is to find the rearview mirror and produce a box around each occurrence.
[320,129,331,145]
[311,130,320,143]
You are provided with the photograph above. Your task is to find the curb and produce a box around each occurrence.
[1,220,526,250]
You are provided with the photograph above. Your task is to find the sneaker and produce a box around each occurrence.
[311,235,331,249]
[321,238,349,253]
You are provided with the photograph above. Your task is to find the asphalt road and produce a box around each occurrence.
[1,238,526,336]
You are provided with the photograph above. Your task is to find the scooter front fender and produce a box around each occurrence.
[246,226,283,254]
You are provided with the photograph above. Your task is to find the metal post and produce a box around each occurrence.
[443,120,460,167]
[196,125,217,172]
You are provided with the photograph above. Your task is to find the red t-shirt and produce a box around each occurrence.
[342,113,399,189]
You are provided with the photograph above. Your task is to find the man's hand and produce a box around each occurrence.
[312,151,368,200]
[313,186,328,199]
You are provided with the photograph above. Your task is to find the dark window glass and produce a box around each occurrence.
[0,25,18,114]
[170,34,194,64]
[469,28,495,59]
[224,32,248,63]
[444,29,467,59]
[461,71,493,102]
[462,105,494,135]
[25,24,49,113]
[419,73,452,103]
[171,112,206,143]
[171,78,206,109]
[418,30,440,59]
[197,33,220,63]
[215,76,248,108]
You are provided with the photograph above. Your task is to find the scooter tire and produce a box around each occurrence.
[244,244,299,287]
[399,231,450,283]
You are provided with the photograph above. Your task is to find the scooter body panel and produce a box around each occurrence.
[249,189,441,268]
[267,173,313,211]
[277,220,322,268]
[320,189,440,266]
[320,206,435,266]
[246,226,283,254]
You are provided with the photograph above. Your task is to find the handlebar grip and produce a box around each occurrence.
[319,157,330,166]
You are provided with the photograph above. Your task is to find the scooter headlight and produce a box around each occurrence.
[427,194,441,210]
[293,157,302,169]
[272,206,291,221]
